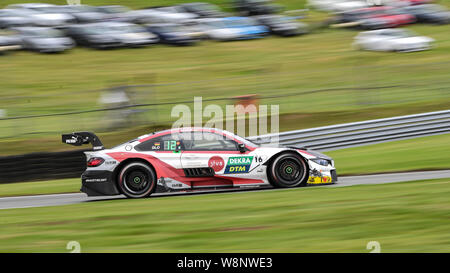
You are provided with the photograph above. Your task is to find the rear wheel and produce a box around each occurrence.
[268,153,308,188]
[118,162,156,198]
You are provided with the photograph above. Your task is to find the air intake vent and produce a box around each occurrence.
[183,168,215,177]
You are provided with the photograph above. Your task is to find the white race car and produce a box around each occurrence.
[353,29,434,52]
[62,128,338,198]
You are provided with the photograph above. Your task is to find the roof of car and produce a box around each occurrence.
[138,127,231,142]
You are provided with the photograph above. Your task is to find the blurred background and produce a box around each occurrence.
[1,0,449,156]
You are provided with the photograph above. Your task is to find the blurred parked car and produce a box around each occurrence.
[145,23,201,45]
[33,5,109,23]
[177,2,227,18]
[254,15,308,36]
[198,16,269,41]
[14,27,74,53]
[29,11,76,27]
[233,0,282,16]
[335,6,416,29]
[131,7,198,24]
[95,5,134,22]
[66,22,158,49]
[0,9,35,29]
[400,4,450,24]
[0,30,22,53]
[5,3,76,27]
[353,29,434,52]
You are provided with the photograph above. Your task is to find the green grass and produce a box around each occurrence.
[327,133,450,175]
[1,133,448,198]
[0,178,79,197]
[0,178,449,252]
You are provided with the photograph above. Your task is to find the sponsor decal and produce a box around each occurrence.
[308,176,332,184]
[208,156,225,172]
[105,161,117,165]
[152,142,161,150]
[85,178,107,182]
[224,156,253,174]
[65,137,78,144]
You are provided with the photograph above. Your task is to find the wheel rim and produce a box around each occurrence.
[124,170,150,195]
[275,157,305,185]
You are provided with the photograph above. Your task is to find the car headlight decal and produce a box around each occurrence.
[310,158,331,166]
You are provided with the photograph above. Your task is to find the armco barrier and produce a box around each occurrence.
[248,110,450,151]
[0,110,449,183]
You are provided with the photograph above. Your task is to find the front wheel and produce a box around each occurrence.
[118,162,156,198]
[268,153,308,188]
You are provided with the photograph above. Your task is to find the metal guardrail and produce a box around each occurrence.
[248,110,450,151]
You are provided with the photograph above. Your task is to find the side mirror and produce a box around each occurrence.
[238,143,246,153]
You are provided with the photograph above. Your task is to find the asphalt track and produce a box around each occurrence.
[1,170,449,210]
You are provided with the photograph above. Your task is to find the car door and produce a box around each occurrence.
[180,131,248,187]
[180,131,240,169]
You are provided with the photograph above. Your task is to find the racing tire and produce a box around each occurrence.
[268,153,308,188]
[118,162,156,198]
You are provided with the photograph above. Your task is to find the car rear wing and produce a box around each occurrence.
[62,132,104,151]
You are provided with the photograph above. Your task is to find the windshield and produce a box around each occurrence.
[222,131,259,148]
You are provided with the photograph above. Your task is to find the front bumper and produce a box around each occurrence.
[81,170,120,196]
[308,169,338,184]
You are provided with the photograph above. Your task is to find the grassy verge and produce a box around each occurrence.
[1,133,449,198]
[0,178,79,198]
[326,133,450,175]
[0,178,449,252]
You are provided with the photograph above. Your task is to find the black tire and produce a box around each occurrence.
[268,153,308,188]
[117,162,156,198]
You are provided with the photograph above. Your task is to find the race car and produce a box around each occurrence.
[62,128,337,198]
